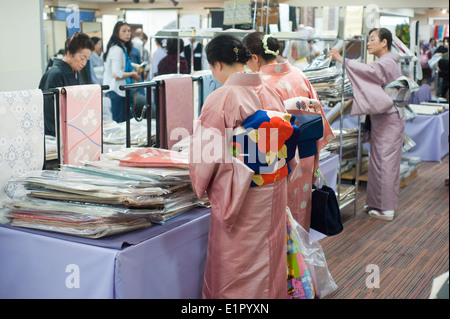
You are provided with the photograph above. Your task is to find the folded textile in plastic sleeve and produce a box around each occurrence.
[286,206,338,298]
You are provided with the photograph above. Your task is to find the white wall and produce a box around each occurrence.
[0,0,44,92]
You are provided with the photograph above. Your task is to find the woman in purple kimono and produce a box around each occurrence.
[328,28,404,221]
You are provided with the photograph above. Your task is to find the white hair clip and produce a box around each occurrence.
[262,34,279,56]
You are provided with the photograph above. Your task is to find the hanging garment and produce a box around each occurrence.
[0,89,44,205]
[345,52,405,211]
[200,73,222,112]
[223,0,252,25]
[259,61,335,231]
[160,77,194,150]
[189,72,288,299]
[438,25,444,40]
[60,84,102,165]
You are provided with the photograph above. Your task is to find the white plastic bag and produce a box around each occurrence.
[428,54,442,70]
[286,207,338,298]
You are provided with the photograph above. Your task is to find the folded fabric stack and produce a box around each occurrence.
[3,148,208,238]
[103,118,156,151]
[303,66,353,99]
[408,104,445,115]
[400,156,420,181]
[420,102,449,110]
[324,128,360,158]
[45,135,58,161]
[402,134,416,154]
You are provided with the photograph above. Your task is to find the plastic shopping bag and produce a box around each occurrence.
[286,207,338,298]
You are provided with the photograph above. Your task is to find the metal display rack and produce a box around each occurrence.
[145,29,365,215]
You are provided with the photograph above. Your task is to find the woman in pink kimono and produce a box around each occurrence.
[243,32,335,231]
[328,28,404,221]
[189,34,290,298]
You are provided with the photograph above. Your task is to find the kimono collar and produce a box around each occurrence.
[225,72,263,87]
[379,52,400,63]
[260,60,293,75]
[55,58,75,74]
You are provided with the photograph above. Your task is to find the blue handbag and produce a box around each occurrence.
[293,112,323,159]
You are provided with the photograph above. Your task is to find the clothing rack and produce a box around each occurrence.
[42,84,109,166]
[271,34,365,216]
[119,77,202,149]
[149,28,365,215]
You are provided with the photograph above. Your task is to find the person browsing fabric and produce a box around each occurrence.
[39,32,94,136]
[103,21,141,123]
[243,32,335,231]
[189,34,291,299]
[327,28,404,221]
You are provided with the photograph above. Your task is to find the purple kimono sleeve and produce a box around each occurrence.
[345,59,394,116]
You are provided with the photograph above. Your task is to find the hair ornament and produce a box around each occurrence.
[233,47,239,61]
[262,34,279,56]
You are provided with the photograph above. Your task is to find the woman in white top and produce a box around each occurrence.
[103,21,140,123]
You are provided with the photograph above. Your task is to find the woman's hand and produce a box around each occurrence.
[131,72,141,81]
[327,48,343,64]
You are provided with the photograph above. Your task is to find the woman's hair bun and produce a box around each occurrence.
[206,34,251,66]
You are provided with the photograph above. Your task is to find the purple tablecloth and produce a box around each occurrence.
[323,107,449,162]
[408,84,432,105]
[319,153,339,191]
[0,207,211,299]
[404,110,449,162]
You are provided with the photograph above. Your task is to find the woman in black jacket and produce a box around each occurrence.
[39,32,94,136]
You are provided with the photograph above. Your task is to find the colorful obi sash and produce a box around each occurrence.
[231,109,324,186]
[285,97,324,159]
[231,110,299,187]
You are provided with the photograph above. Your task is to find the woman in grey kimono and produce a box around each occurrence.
[327,28,404,221]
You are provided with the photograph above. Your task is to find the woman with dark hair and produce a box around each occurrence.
[157,38,189,75]
[328,27,405,221]
[103,21,140,123]
[243,32,335,231]
[39,32,94,136]
[189,34,290,298]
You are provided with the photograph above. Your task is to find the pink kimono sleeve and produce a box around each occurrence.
[189,93,254,232]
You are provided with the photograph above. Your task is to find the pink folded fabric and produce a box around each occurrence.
[162,77,193,150]
[60,84,102,165]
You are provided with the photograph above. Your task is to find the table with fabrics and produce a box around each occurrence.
[0,207,210,299]
[403,110,449,162]
[0,155,339,299]
[323,107,449,162]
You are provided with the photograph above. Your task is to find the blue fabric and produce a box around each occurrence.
[293,114,323,159]
[109,91,128,123]
[124,51,133,85]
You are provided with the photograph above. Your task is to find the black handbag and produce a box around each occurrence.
[310,170,343,236]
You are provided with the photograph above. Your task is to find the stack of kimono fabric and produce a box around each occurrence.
[324,127,360,159]
[303,66,353,99]
[3,148,208,239]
